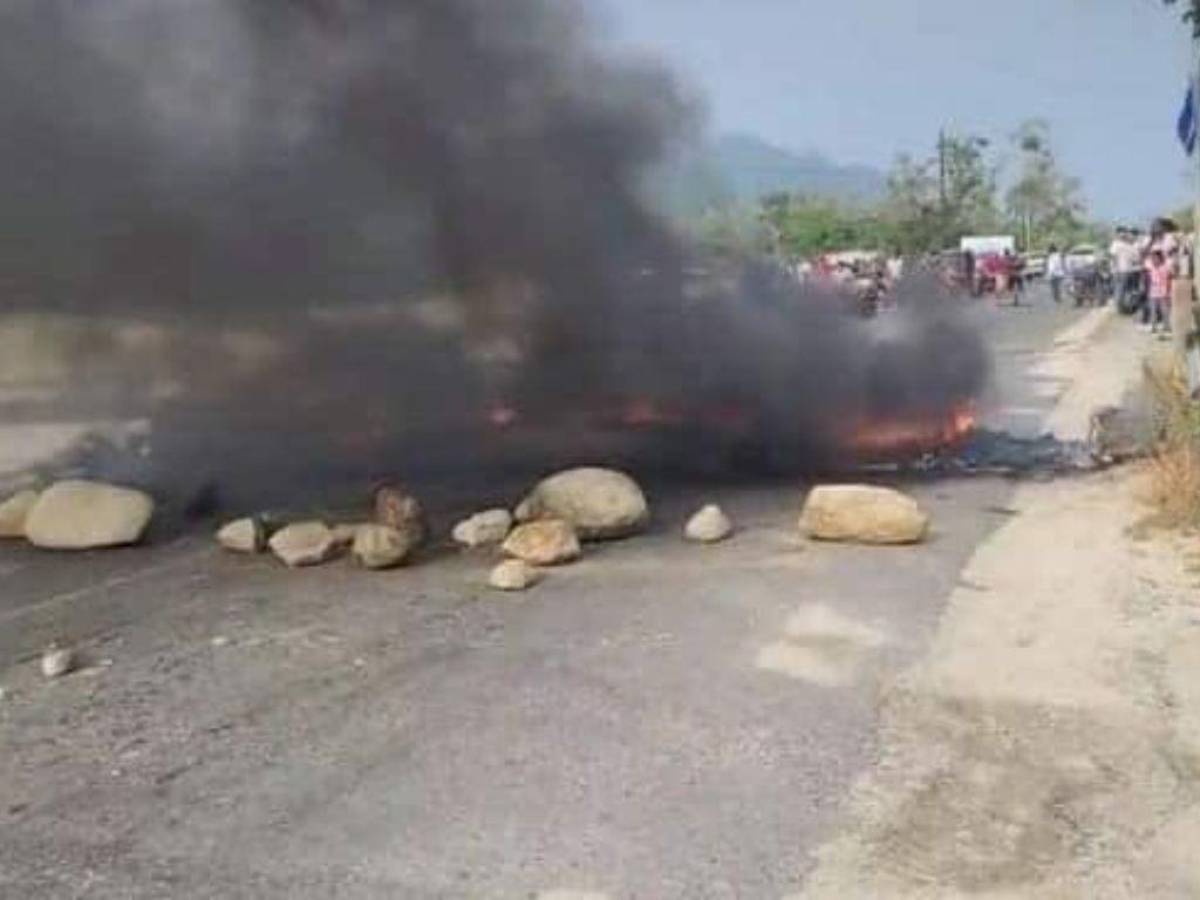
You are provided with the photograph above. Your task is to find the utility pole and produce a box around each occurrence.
[937,128,950,249]
[938,128,948,209]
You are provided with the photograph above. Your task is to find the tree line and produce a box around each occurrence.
[691,120,1107,261]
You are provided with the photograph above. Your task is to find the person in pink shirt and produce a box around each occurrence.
[1145,249,1174,335]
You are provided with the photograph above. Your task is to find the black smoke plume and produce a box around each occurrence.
[0,0,988,508]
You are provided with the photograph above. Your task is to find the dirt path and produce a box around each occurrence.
[796,313,1200,898]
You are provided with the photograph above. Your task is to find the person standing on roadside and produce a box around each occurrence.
[1145,249,1174,336]
[1046,244,1066,303]
[1109,228,1141,312]
[1003,249,1024,306]
[1011,250,1026,304]
[963,250,977,296]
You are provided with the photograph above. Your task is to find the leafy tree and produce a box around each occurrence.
[939,133,1002,237]
[1004,120,1086,249]
[881,132,1000,254]
[882,154,942,254]
[757,193,894,259]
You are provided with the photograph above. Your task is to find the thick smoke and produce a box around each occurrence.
[0,0,988,508]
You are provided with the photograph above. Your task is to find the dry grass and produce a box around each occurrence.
[1142,360,1200,528]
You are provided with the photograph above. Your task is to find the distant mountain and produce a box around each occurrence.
[652,133,887,217]
[713,134,887,204]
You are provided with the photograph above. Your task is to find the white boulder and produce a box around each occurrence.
[515,467,648,540]
[24,480,154,550]
[799,485,930,545]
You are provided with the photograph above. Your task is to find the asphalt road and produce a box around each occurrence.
[0,290,1093,898]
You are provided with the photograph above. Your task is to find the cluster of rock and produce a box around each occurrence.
[210,467,667,592]
[0,468,930,605]
[216,484,428,571]
[210,470,933,592]
[0,480,155,550]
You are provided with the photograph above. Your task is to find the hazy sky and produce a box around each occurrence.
[595,0,1193,220]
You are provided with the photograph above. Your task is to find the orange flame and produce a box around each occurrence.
[844,403,978,456]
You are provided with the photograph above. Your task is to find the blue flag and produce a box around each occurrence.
[1179,84,1197,156]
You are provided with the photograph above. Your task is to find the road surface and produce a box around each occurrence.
[1,292,1106,898]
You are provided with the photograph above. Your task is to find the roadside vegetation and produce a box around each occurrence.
[1144,359,1200,527]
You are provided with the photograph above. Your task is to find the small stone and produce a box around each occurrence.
[374,485,427,546]
[41,645,76,679]
[489,559,541,591]
[216,517,264,553]
[352,524,416,570]
[0,489,39,538]
[502,519,581,566]
[24,480,154,550]
[684,504,733,543]
[211,636,230,648]
[268,521,338,568]
[452,509,513,548]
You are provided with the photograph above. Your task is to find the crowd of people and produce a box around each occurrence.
[1105,219,1191,337]
[953,218,1192,338]
[784,218,1194,330]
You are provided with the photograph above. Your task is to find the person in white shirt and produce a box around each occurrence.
[1109,228,1142,311]
[1046,245,1066,304]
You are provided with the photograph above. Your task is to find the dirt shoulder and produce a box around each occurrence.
[797,313,1200,898]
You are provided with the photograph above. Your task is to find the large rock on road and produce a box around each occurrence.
[515,467,648,540]
[799,485,930,545]
[23,480,154,549]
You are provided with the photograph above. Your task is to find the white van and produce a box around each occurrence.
[960,236,1017,257]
